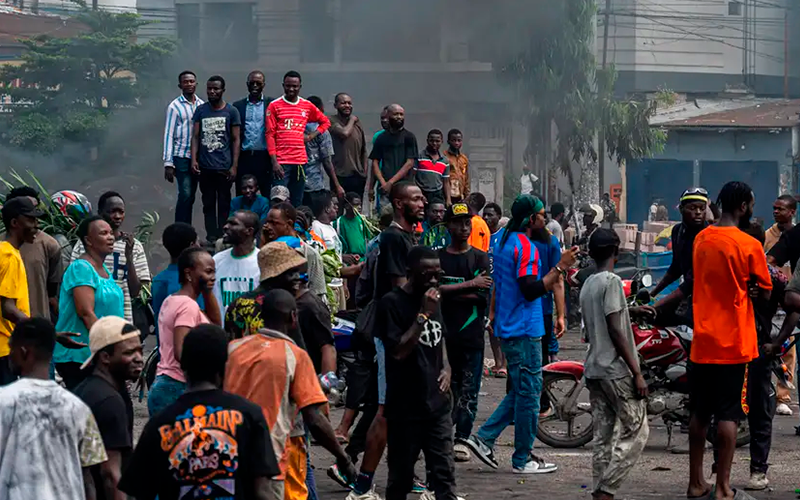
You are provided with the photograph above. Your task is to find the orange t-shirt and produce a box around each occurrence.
[469,215,491,252]
[224,330,328,479]
[691,225,772,365]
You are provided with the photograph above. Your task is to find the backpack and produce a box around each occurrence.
[352,235,381,353]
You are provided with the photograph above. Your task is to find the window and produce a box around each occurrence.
[728,1,742,16]
[176,4,200,48]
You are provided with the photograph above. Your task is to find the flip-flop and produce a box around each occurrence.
[687,484,714,499]
[494,368,508,378]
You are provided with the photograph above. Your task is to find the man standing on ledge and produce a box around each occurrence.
[163,70,203,225]
[233,70,271,197]
[330,93,369,204]
[267,70,331,207]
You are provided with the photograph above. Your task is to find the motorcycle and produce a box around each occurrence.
[537,277,752,449]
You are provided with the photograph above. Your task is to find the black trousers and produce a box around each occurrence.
[386,410,458,500]
[339,174,367,199]
[199,170,233,242]
[237,150,271,197]
[711,355,775,474]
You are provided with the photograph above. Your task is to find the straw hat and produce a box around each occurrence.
[258,241,307,281]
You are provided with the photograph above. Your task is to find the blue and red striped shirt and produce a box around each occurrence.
[492,232,545,339]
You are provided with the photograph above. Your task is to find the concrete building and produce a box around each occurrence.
[626,98,800,224]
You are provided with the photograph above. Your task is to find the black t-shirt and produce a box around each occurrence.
[438,247,490,350]
[119,389,280,500]
[768,224,800,273]
[369,128,418,181]
[375,225,415,300]
[73,374,133,500]
[297,289,335,373]
[377,288,448,420]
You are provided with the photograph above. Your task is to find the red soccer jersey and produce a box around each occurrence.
[266,96,331,165]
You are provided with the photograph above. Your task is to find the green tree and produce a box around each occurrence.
[478,0,666,206]
[0,5,175,154]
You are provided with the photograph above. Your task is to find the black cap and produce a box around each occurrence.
[588,228,620,251]
[445,202,471,222]
[2,197,44,221]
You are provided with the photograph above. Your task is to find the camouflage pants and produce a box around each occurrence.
[587,376,650,496]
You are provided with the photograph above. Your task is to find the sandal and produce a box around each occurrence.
[494,368,508,378]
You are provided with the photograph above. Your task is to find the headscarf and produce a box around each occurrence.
[499,194,544,248]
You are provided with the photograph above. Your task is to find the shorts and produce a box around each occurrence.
[375,337,386,405]
[689,362,749,423]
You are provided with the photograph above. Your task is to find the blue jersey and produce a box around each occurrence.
[488,227,506,276]
[533,234,562,315]
[493,232,545,339]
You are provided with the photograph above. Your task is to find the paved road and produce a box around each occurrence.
[133,333,800,499]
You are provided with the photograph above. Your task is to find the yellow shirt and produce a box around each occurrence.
[0,241,29,356]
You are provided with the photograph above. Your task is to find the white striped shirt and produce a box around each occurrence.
[162,94,204,166]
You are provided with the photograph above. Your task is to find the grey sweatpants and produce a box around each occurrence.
[587,376,649,496]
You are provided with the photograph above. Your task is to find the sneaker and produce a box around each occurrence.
[327,464,353,490]
[512,454,558,474]
[454,443,471,462]
[346,487,384,500]
[745,472,769,491]
[419,491,466,500]
[464,435,499,469]
[411,478,426,494]
[776,403,793,416]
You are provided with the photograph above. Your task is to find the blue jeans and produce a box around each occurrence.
[274,164,305,207]
[476,336,543,468]
[449,345,484,440]
[148,374,186,417]
[174,157,198,225]
[305,430,318,500]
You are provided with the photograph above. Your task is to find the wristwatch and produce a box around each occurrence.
[416,313,429,326]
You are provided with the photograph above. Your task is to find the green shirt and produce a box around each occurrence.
[333,215,369,256]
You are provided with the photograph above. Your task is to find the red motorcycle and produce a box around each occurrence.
[537,278,751,449]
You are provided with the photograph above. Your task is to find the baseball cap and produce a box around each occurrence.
[80,316,140,370]
[445,202,471,222]
[2,197,44,221]
[588,228,620,252]
[270,185,290,202]
[258,241,307,281]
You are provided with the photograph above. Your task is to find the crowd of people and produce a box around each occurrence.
[0,66,798,500]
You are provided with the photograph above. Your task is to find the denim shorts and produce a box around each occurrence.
[375,337,386,405]
[148,374,186,417]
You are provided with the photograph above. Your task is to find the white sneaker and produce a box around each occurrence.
[453,443,471,462]
[776,403,793,416]
[346,487,384,500]
[420,490,465,500]
[745,472,769,491]
[512,454,558,474]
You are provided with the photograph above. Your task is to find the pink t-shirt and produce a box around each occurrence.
[156,294,209,382]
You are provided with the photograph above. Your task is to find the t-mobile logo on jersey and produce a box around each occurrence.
[419,320,443,348]
[219,277,255,307]
[284,118,294,130]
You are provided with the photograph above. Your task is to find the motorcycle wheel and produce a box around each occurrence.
[705,420,751,448]
[537,372,594,448]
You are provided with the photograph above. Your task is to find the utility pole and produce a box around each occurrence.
[785,9,789,99]
[598,0,611,200]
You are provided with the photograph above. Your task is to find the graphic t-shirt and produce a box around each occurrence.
[71,238,151,323]
[212,248,259,320]
[157,294,210,383]
[73,375,134,500]
[224,287,307,347]
[580,271,638,380]
[493,232,545,339]
[192,103,242,171]
[118,389,280,500]
[54,259,124,365]
[375,224,415,300]
[0,378,107,500]
[224,330,328,479]
[0,241,28,357]
[420,221,450,251]
[438,247,490,350]
[369,128,418,181]
[692,225,772,364]
[378,288,448,420]
[312,220,343,257]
